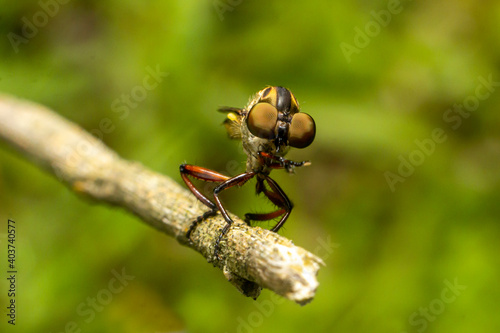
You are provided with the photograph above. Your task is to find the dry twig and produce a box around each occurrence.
[0,94,323,305]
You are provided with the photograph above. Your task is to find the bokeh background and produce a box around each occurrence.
[1,0,500,332]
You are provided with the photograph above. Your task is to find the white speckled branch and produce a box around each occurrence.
[0,94,324,305]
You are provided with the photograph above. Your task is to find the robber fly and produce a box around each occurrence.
[180,86,315,258]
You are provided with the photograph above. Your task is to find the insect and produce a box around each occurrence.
[180,86,316,258]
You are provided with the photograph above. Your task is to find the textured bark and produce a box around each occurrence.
[0,94,324,305]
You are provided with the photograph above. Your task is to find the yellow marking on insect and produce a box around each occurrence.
[259,87,278,106]
[227,112,238,121]
[290,92,300,113]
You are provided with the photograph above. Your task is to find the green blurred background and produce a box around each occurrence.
[1,0,499,332]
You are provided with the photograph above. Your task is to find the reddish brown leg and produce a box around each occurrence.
[180,164,256,258]
[180,164,231,239]
[245,176,293,232]
[180,164,230,208]
[258,151,310,173]
[212,172,256,257]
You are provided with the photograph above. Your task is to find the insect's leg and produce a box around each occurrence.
[258,151,311,172]
[179,164,231,238]
[245,177,286,223]
[245,176,293,232]
[180,164,231,208]
[245,209,286,223]
[212,172,256,258]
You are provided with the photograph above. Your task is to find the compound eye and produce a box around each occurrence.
[288,113,316,148]
[246,103,278,139]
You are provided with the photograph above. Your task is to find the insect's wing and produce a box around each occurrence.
[219,107,243,140]
[218,106,243,114]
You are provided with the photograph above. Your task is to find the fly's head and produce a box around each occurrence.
[220,86,316,172]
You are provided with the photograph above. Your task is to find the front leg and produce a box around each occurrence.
[259,151,311,173]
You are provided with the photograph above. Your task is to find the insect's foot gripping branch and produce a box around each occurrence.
[213,222,232,260]
[186,208,218,241]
